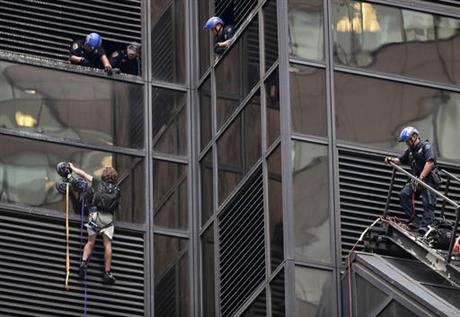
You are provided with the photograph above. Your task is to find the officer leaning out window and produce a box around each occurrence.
[109,42,141,76]
[69,32,112,72]
[203,16,235,55]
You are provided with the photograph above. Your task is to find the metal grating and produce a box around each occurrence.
[0,209,145,317]
[215,0,258,29]
[218,167,265,317]
[0,0,141,61]
[339,148,460,261]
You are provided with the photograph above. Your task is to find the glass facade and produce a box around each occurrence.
[1,0,460,316]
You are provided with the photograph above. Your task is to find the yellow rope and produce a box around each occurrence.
[65,182,70,290]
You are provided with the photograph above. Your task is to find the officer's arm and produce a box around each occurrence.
[419,160,434,180]
[69,55,84,64]
[69,163,93,182]
[384,157,401,165]
[101,54,112,70]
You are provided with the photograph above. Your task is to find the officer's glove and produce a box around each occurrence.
[105,65,113,76]
[79,57,88,66]
[410,177,423,192]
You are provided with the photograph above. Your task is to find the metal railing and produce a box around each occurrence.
[383,161,460,263]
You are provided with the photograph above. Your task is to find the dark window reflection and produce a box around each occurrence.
[0,134,145,223]
[151,0,186,83]
[356,275,388,317]
[333,1,460,86]
[198,0,211,77]
[271,269,286,317]
[199,76,212,151]
[201,150,213,226]
[152,87,187,156]
[335,72,460,162]
[154,235,190,317]
[201,225,215,317]
[290,64,327,137]
[0,61,144,149]
[153,160,187,230]
[218,94,261,204]
[266,68,280,146]
[216,17,260,129]
[295,266,333,317]
[268,145,283,272]
[293,141,331,264]
[264,0,278,71]
[241,291,266,317]
[377,300,419,317]
[288,0,324,61]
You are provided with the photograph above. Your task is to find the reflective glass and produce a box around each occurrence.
[266,69,280,146]
[198,0,211,76]
[201,225,215,317]
[151,0,186,83]
[268,145,283,272]
[154,235,190,317]
[292,141,331,264]
[356,275,387,317]
[199,76,212,151]
[242,291,266,317]
[152,87,187,156]
[0,134,145,223]
[264,0,278,71]
[377,300,419,317]
[201,150,213,226]
[333,1,460,85]
[290,64,327,137]
[295,266,333,317]
[153,160,187,230]
[271,269,286,317]
[218,94,261,204]
[288,0,324,61]
[0,60,144,148]
[216,17,260,129]
[335,72,460,163]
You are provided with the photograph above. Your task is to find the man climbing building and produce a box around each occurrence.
[203,16,235,55]
[384,127,440,230]
[69,163,121,284]
[69,32,112,72]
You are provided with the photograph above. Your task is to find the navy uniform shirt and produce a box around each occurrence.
[69,39,106,69]
[398,140,437,177]
[214,25,235,54]
[109,50,139,75]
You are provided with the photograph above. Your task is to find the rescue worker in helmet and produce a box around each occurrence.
[384,127,438,230]
[203,16,235,55]
[109,42,141,76]
[69,32,112,72]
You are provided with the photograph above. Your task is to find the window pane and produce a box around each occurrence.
[271,269,286,317]
[198,0,211,77]
[268,145,283,272]
[293,141,331,264]
[0,134,145,223]
[290,64,327,137]
[356,275,388,317]
[295,266,334,317]
[377,300,419,317]
[154,235,190,317]
[201,225,215,317]
[266,68,280,146]
[218,94,261,204]
[151,0,186,83]
[152,87,187,156]
[216,17,260,129]
[199,76,212,151]
[333,1,460,85]
[0,60,144,148]
[242,291,266,317]
[264,0,278,71]
[288,0,324,61]
[335,72,460,162]
[201,149,213,226]
[153,160,187,230]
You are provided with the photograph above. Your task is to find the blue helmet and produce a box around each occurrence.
[204,16,224,30]
[399,126,419,142]
[85,33,102,49]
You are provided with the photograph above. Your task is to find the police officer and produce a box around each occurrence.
[384,127,438,230]
[109,42,141,75]
[203,16,235,55]
[69,32,112,71]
